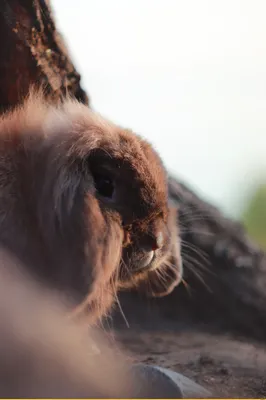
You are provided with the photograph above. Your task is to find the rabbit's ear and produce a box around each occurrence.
[69,193,123,323]
[83,193,123,284]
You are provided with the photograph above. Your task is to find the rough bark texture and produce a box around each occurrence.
[0,0,266,341]
[0,0,88,113]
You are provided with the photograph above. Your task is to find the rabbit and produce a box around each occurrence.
[0,89,182,321]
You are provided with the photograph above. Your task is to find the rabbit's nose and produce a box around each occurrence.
[152,231,164,250]
[143,231,164,252]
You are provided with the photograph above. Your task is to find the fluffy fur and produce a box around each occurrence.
[0,249,134,398]
[0,90,182,321]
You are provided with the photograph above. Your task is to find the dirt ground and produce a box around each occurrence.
[111,325,266,398]
[104,290,266,400]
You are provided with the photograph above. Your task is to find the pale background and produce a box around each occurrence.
[52,0,266,220]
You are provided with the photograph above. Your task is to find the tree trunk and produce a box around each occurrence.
[1,0,265,340]
[0,0,88,112]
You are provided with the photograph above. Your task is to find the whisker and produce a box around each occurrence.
[120,256,131,281]
[179,228,215,238]
[181,278,192,295]
[154,269,170,292]
[183,259,213,292]
[178,205,210,220]
[182,252,213,276]
[156,267,169,283]
[181,241,210,267]
[163,259,181,274]
[179,211,209,221]
[111,277,130,328]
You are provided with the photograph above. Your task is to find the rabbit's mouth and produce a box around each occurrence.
[118,217,183,297]
[118,243,183,298]
[133,250,156,271]
[120,245,168,278]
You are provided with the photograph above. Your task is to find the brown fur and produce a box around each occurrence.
[0,89,182,321]
[0,249,134,398]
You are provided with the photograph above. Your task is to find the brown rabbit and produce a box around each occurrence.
[0,90,182,321]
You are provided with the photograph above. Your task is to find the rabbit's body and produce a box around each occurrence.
[0,90,182,320]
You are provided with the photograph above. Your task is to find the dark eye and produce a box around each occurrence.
[93,173,114,199]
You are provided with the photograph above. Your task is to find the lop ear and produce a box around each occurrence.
[136,206,183,298]
[70,193,124,323]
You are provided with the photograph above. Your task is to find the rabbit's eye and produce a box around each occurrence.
[94,173,114,199]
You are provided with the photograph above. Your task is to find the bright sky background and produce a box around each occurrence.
[52,0,266,219]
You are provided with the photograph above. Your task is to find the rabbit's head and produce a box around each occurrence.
[0,91,182,321]
[85,131,183,297]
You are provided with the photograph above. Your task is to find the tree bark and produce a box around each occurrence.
[0,0,88,112]
[1,0,265,340]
